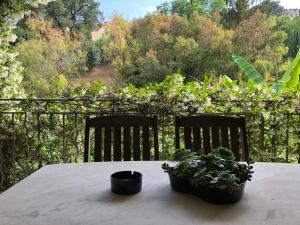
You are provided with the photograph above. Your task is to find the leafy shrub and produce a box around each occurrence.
[86,42,102,71]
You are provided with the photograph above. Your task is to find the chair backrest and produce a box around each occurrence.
[84,115,159,162]
[175,115,249,161]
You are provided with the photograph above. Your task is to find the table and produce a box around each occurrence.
[0,162,300,225]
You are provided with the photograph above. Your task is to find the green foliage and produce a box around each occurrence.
[0,0,52,98]
[84,35,112,72]
[221,0,282,28]
[157,0,226,17]
[276,16,300,59]
[275,48,300,90]
[0,0,52,192]
[233,49,300,91]
[95,36,112,63]
[221,0,250,28]
[103,10,287,85]
[86,42,102,71]
[162,147,254,190]
[42,0,103,37]
[132,54,170,86]
[0,73,299,193]
[250,0,283,17]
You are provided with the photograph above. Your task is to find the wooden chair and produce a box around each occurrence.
[175,115,249,161]
[84,115,159,162]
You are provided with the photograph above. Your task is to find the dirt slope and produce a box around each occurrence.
[71,64,120,87]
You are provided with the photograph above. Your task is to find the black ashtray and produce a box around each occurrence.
[111,171,142,195]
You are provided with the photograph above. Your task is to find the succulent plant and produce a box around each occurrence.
[162,147,254,191]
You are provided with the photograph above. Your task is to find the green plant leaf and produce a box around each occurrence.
[281,49,300,89]
[232,55,265,85]
[223,75,234,87]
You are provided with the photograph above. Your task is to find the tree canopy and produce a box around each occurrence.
[42,0,103,37]
[157,0,226,17]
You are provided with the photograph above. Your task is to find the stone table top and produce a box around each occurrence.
[0,161,300,225]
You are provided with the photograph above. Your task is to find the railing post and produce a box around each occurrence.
[11,113,16,185]
[48,113,54,163]
[74,114,79,163]
[24,113,30,159]
[259,113,265,152]
[0,141,4,188]
[62,114,67,163]
[285,115,290,163]
[36,113,42,168]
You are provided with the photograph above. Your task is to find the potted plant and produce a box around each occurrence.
[162,150,198,193]
[162,147,254,204]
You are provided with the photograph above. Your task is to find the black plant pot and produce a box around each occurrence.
[111,171,142,195]
[168,173,246,204]
[168,173,193,193]
[193,182,246,204]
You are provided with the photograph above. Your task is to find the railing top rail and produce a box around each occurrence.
[0,111,299,116]
[0,98,122,102]
[0,98,298,103]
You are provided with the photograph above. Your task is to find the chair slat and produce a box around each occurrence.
[133,126,141,161]
[184,126,192,149]
[212,126,220,149]
[202,126,211,154]
[240,121,249,160]
[221,126,229,148]
[175,122,180,150]
[142,126,150,160]
[230,126,240,161]
[104,127,112,161]
[193,127,201,152]
[94,127,102,162]
[113,126,121,161]
[123,126,131,161]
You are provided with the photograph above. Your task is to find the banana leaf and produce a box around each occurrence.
[232,55,265,85]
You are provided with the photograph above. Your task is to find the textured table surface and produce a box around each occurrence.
[0,161,300,225]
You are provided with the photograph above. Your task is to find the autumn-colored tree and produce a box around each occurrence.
[233,10,288,81]
[102,9,289,85]
[104,13,238,82]
[104,15,141,80]
[189,12,220,49]
[16,18,87,96]
[28,18,85,77]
